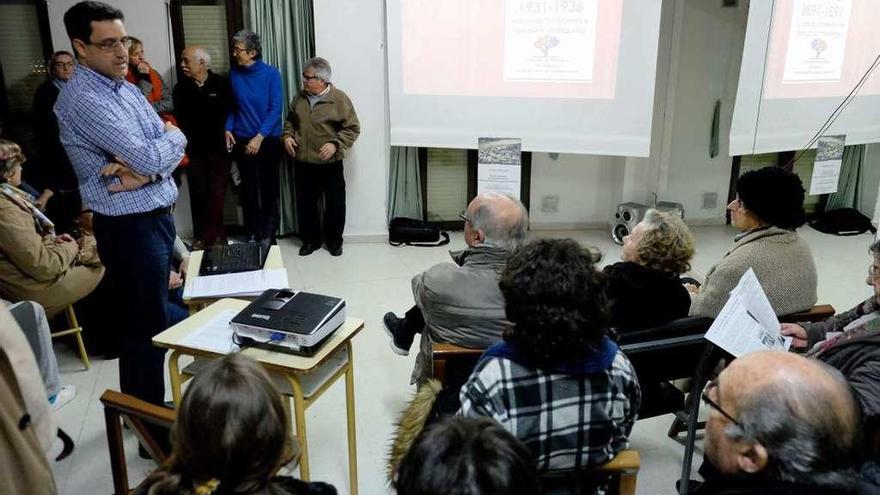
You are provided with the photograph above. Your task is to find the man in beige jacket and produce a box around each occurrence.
[282,57,360,257]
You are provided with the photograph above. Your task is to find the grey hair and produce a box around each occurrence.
[232,29,261,59]
[722,364,861,490]
[192,46,211,68]
[471,193,529,251]
[305,57,332,83]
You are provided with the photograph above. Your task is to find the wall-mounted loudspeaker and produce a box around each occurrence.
[611,201,685,245]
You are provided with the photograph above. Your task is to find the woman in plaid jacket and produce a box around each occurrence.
[459,238,641,472]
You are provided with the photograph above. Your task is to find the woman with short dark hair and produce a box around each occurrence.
[136,353,335,495]
[689,166,817,318]
[394,416,539,495]
[225,29,283,246]
[458,238,641,472]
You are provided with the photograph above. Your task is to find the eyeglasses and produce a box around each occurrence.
[870,264,880,279]
[302,73,320,81]
[232,46,251,54]
[52,62,75,69]
[459,212,471,223]
[729,197,744,210]
[702,381,740,427]
[86,36,133,51]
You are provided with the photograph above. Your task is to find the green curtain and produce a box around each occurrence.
[826,144,864,211]
[247,0,315,236]
[387,146,424,221]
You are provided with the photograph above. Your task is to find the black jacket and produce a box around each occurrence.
[172,71,233,157]
[603,261,690,331]
[689,473,858,495]
[32,80,78,193]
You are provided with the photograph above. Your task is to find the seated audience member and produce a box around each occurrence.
[689,166,817,318]
[394,416,539,495]
[136,353,336,495]
[4,299,75,409]
[383,192,528,385]
[0,304,59,493]
[32,50,81,233]
[0,139,104,317]
[126,37,173,120]
[604,208,694,330]
[690,351,861,494]
[459,239,641,471]
[781,239,880,428]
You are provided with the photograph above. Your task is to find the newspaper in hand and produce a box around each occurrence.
[704,268,792,357]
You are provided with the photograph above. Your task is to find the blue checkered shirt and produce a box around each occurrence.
[55,65,186,216]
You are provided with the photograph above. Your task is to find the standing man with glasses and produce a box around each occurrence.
[382,192,528,385]
[32,51,80,232]
[688,351,862,494]
[282,57,360,256]
[55,1,186,425]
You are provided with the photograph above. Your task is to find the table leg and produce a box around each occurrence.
[344,342,359,495]
[168,350,184,405]
[284,374,310,481]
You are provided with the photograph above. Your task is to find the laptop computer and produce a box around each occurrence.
[199,243,267,276]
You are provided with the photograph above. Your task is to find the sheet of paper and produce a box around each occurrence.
[185,269,290,299]
[477,137,522,200]
[809,135,846,195]
[177,309,240,354]
[705,268,792,358]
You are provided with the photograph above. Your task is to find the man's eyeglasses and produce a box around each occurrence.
[87,36,133,51]
[52,62,75,69]
[302,73,320,81]
[232,46,252,54]
[459,212,470,223]
[702,381,740,427]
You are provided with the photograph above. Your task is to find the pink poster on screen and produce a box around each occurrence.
[764,0,880,98]
[401,0,623,99]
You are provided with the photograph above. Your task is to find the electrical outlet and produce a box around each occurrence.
[541,195,559,214]
[702,192,718,209]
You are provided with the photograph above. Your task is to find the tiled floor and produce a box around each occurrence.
[49,225,877,495]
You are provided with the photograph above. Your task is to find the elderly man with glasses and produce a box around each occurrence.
[54,1,186,426]
[383,192,528,386]
[282,57,360,257]
[690,351,862,494]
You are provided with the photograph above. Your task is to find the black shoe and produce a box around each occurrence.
[383,312,414,356]
[299,243,319,256]
[328,244,343,257]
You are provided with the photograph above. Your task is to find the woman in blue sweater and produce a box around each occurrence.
[225,29,283,245]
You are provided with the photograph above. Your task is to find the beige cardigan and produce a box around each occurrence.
[690,226,817,318]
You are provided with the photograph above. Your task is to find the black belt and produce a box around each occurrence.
[94,205,173,220]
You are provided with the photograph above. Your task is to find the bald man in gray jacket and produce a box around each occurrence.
[383,193,528,385]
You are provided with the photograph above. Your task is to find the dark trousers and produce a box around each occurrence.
[233,135,281,241]
[93,211,174,406]
[295,160,346,247]
[402,305,426,337]
[187,153,231,245]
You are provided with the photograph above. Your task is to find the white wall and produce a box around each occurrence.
[314,0,389,240]
[528,154,625,228]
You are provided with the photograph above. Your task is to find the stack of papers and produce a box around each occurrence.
[705,268,792,357]
[177,309,239,354]
[184,269,290,299]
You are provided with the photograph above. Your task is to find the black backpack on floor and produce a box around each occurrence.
[388,217,450,247]
[809,208,876,236]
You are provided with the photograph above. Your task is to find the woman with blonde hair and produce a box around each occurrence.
[604,208,695,331]
[136,353,335,495]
